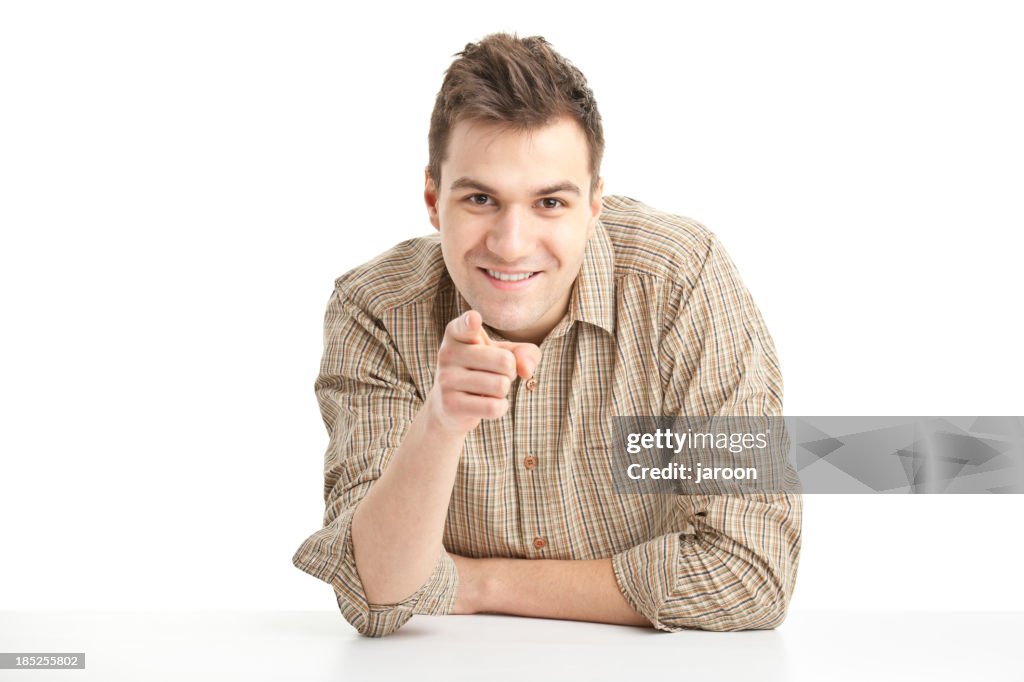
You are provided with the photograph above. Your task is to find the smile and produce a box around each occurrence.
[478,267,541,290]
[485,269,535,282]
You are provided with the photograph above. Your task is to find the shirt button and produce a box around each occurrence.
[525,377,538,391]
[524,455,537,470]
[533,537,547,550]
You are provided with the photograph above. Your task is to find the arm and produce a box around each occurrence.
[292,288,450,638]
[292,295,537,637]
[448,494,800,632]
[611,492,802,631]
[347,395,466,606]
[451,555,650,627]
[615,233,802,631]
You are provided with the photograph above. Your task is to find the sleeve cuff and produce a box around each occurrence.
[292,506,459,637]
[612,502,797,633]
[611,533,682,632]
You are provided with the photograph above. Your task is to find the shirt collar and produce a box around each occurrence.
[568,218,616,336]
[443,218,616,340]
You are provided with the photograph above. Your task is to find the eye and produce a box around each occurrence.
[466,194,493,206]
[539,197,565,209]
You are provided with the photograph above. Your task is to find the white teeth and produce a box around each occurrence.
[486,269,534,282]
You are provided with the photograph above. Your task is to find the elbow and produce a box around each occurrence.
[659,583,792,632]
[333,586,415,638]
[711,585,791,631]
[354,613,411,639]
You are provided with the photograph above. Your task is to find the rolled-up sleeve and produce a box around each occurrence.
[612,233,802,632]
[291,287,458,637]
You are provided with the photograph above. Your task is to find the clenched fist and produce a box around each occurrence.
[426,310,541,435]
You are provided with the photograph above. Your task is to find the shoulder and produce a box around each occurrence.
[331,233,448,316]
[601,195,716,284]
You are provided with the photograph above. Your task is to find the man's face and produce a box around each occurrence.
[424,115,603,346]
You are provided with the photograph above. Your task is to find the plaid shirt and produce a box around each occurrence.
[292,195,802,637]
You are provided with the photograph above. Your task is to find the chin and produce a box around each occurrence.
[480,310,527,332]
[477,306,536,336]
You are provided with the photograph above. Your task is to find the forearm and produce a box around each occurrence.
[453,555,650,628]
[348,310,538,608]
[350,398,465,605]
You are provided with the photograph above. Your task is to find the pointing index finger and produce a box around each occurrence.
[449,310,493,346]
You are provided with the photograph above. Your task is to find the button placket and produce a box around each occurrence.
[517,365,544,553]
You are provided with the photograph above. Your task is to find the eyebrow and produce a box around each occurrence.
[449,177,582,197]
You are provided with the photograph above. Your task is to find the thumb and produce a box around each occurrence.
[494,341,540,379]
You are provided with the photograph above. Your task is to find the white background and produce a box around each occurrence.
[1,0,1021,615]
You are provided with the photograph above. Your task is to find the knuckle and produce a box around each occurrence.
[436,371,452,391]
[493,398,510,418]
[437,343,456,366]
[441,392,459,413]
[481,398,503,419]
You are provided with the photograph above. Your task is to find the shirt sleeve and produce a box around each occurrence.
[611,233,803,632]
[291,287,459,637]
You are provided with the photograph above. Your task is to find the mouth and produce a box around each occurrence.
[483,268,537,281]
[478,267,541,290]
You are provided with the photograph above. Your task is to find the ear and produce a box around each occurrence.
[424,168,441,231]
[587,176,604,239]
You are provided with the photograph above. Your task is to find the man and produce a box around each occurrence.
[292,32,802,638]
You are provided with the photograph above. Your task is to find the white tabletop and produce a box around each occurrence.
[0,610,1020,682]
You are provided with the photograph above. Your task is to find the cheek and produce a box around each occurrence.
[547,234,588,267]
[440,225,475,258]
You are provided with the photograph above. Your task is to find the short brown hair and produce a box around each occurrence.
[428,33,604,197]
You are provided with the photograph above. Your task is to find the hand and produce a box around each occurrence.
[426,310,540,436]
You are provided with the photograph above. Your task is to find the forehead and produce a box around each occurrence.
[442,116,591,190]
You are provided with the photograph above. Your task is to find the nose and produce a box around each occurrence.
[485,205,534,263]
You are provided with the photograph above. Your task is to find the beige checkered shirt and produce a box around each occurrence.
[292,195,802,637]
